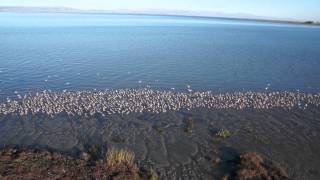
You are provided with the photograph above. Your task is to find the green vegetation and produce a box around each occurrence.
[304,21,314,24]
[111,134,126,143]
[154,126,165,134]
[215,128,232,139]
[148,168,158,180]
[12,154,52,171]
[184,117,194,134]
[87,144,101,161]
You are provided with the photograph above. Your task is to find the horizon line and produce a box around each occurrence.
[0,6,319,24]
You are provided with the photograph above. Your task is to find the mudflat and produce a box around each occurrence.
[1,106,319,179]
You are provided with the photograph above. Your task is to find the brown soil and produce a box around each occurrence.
[234,152,289,180]
[0,148,140,180]
[94,160,140,180]
[0,147,290,180]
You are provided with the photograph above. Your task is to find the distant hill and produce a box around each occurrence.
[0,6,276,19]
[0,6,318,25]
[0,6,81,13]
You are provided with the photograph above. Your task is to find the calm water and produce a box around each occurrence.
[1,13,320,179]
[1,13,320,97]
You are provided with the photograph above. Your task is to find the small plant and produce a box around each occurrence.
[13,159,25,166]
[184,117,194,134]
[106,148,135,168]
[215,129,232,139]
[88,144,102,160]
[12,153,52,171]
[95,148,139,179]
[154,126,164,134]
[149,168,158,180]
[111,134,125,143]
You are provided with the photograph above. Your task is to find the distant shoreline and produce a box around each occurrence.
[1,6,319,27]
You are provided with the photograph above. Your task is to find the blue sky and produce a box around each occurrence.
[1,0,319,21]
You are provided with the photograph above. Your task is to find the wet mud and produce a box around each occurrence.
[0,106,320,179]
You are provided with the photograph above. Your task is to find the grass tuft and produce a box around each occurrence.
[154,126,165,134]
[184,117,194,134]
[106,148,135,168]
[149,168,158,180]
[215,129,232,139]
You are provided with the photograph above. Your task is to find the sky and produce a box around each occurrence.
[1,0,319,21]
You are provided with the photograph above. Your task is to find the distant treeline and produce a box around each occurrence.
[303,21,320,25]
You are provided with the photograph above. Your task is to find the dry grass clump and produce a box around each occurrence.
[106,148,135,168]
[95,148,139,179]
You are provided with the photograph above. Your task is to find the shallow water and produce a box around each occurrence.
[1,13,320,97]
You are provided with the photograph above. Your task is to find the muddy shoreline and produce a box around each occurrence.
[0,106,320,179]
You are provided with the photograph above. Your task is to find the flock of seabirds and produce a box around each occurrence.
[0,88,319,117]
